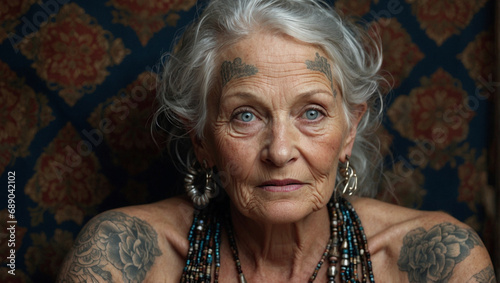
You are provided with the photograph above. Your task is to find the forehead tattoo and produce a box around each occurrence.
[305,52,337,97]
[220,57,259,87]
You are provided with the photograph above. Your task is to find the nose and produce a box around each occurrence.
[260,118,298,167]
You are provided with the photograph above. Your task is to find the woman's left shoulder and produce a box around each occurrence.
[350,197,496,283]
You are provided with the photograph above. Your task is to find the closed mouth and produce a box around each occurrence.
[258,179,304,192]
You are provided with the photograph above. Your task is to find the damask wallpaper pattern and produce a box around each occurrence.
[0,0,496,281]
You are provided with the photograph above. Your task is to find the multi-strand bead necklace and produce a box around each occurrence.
[180,197,375,283]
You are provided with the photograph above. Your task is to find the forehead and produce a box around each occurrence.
[220,32,328,72]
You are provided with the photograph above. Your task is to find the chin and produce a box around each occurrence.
[247,199,320,224]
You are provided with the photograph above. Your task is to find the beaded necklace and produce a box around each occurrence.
[180,197,375,283]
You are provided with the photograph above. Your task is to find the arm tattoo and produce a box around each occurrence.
[397,222,483,283]
[59,211,162,283]
[220,57,258,87]
[467,266,496,283]
[305,52,336,97]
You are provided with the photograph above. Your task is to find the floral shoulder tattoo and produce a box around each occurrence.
[58,211,162,283]
[397,222,483,283]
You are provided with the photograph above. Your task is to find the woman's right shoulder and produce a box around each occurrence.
[57,196,195,283]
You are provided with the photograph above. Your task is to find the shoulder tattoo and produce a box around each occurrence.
[397,222,483,283]
[58,211,162,283]
[220,57,258,87]
[305,52,336,97]
[467,266,496,283]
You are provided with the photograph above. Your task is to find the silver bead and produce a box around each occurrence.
[239,273,247,283]
[341,258,349,267]
[330,246,340,257]
[328,265,337,277]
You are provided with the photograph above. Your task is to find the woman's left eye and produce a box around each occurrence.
[303,109,322,120]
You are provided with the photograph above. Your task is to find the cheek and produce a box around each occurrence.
[211,128,259,198]
[302,126,346,172]
[300,125,347,203]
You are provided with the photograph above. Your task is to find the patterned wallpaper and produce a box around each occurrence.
[0,0,496,282]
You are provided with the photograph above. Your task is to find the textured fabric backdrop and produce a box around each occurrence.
[0,0,497,282]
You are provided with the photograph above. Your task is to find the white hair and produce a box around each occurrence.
[155,0,386,197]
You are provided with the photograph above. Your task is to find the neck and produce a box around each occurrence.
[228,204,331,279]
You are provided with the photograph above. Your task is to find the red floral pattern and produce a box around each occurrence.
[388,68,474,149]
[0,60,54,175]
[388,69,476,170]
[458,150,491,212]
[0,0,37,43]
[371,18,424,89]
[25,123,112,225]
[406,0,488,46]
[88,72,161,175]
[0,1,495,281]
[108,0,197,46]
[458,31,495,92]
[25,229,74,281]
[335,0,372,17]
[18,3,130,106]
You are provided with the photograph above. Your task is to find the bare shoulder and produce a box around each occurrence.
[57,196,195,283]
[350,197,495,283]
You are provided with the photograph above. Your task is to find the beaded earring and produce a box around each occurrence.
[184,160,217,208]
[337,155,358,196]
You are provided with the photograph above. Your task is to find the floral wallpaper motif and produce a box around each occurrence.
[25,122,112,226]
[87,72,160,175]
[458,31,495,96]
[458,150,492,212]
[371,17,424,89]
[108,0,197,46]
[406,0,488,46]
[18,3,130,106]
[24,229,73,279]
[0,0,495,282]
[334,0,374,17]
[0,0,37,44]
[0,60,54,175]
[388,69,475,170]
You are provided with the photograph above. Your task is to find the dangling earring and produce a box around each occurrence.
[184,160,216,208]
[336,155,358,196]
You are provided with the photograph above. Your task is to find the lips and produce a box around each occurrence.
[258,179,304,192]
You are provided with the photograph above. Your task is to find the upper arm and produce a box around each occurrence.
[57,210,163,283]
[396,216,496,283]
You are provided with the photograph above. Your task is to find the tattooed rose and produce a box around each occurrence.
[97,217,162,282]
[398,223,481,283]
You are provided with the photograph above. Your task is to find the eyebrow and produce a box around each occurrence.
[305,52,335,97]
[220,57,259,87]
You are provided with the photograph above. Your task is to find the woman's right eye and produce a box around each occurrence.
[235,111,255,122]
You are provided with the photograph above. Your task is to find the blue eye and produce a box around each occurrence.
[237,111,255,122]
[304,109,320,120]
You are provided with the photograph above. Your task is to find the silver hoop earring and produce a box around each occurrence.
[336,155,358,196]
[184,160,216,208]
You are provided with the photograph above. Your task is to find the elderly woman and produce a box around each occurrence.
[59,0,495,282]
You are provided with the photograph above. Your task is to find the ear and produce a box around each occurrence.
[190,130,215,168]
[340,102,367,162]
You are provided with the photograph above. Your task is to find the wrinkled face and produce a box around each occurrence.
[195,32,360,224]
